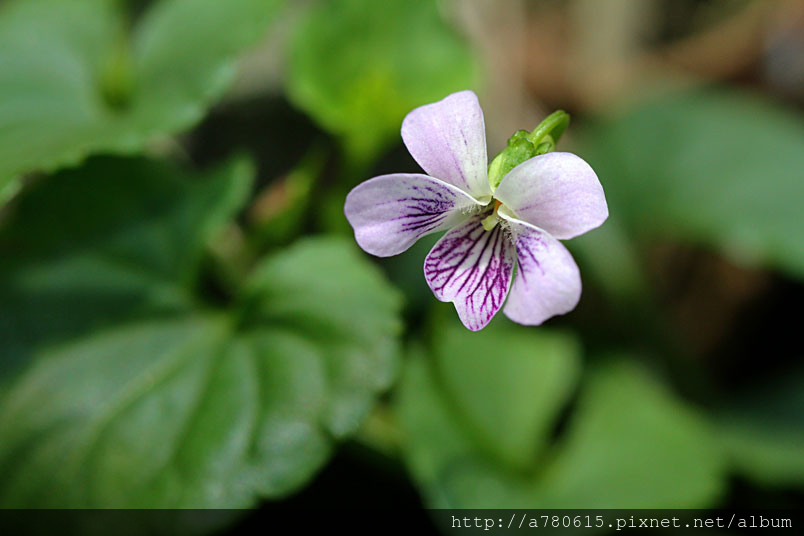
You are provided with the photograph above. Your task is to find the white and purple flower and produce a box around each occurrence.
[344,90,608,331]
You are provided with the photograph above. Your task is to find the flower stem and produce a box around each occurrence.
[529,109,570,147]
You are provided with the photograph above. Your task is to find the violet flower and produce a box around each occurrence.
[344,90,608,331]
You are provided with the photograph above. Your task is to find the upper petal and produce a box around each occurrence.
[502,217,581,326]
[401,90,492,201]
[344,173,484,257]
[424,214,515,331]
[494,152,608,240]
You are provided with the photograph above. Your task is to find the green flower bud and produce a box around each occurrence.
[488,133,538,192]
[487,111,571,192]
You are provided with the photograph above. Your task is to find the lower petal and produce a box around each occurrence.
[344,173,483,257]
[503,218,581,326]
[424,215,515,331]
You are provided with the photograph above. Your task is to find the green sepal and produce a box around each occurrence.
[487,133,538,191]
[487,112,571,192]
[535,138,554,155]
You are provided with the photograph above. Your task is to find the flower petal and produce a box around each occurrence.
[424,214,515,331]
[345,173,484,257]
[401,90,492,201]
[494,152,608,240]
[502,217,581,326]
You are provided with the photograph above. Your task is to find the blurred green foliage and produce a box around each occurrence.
[286,0,481,235]
[287,0,480,165]
[579,89,804,280]
[0,155,402,507]
[0,0,282,191]
[397,320,725,509]
[0,156,250,376]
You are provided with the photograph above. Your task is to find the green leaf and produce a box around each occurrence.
[578,89,804,279]
[0,315,328,508]
[534,362,725,508]
[717,422,804,488]
[397,328,726,508]
[241,237,404,437]
[396,345,494,508]
[286,0,480,161]
[0,0,282,191]
[0,158,402,508]
[0,156,253,377]
[434,322,581,471]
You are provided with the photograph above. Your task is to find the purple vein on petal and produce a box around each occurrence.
[512,230,546,284]
[391,184,456,233]
[424,214,515,331]
[502,218,581,326]
[345,173,481,257]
